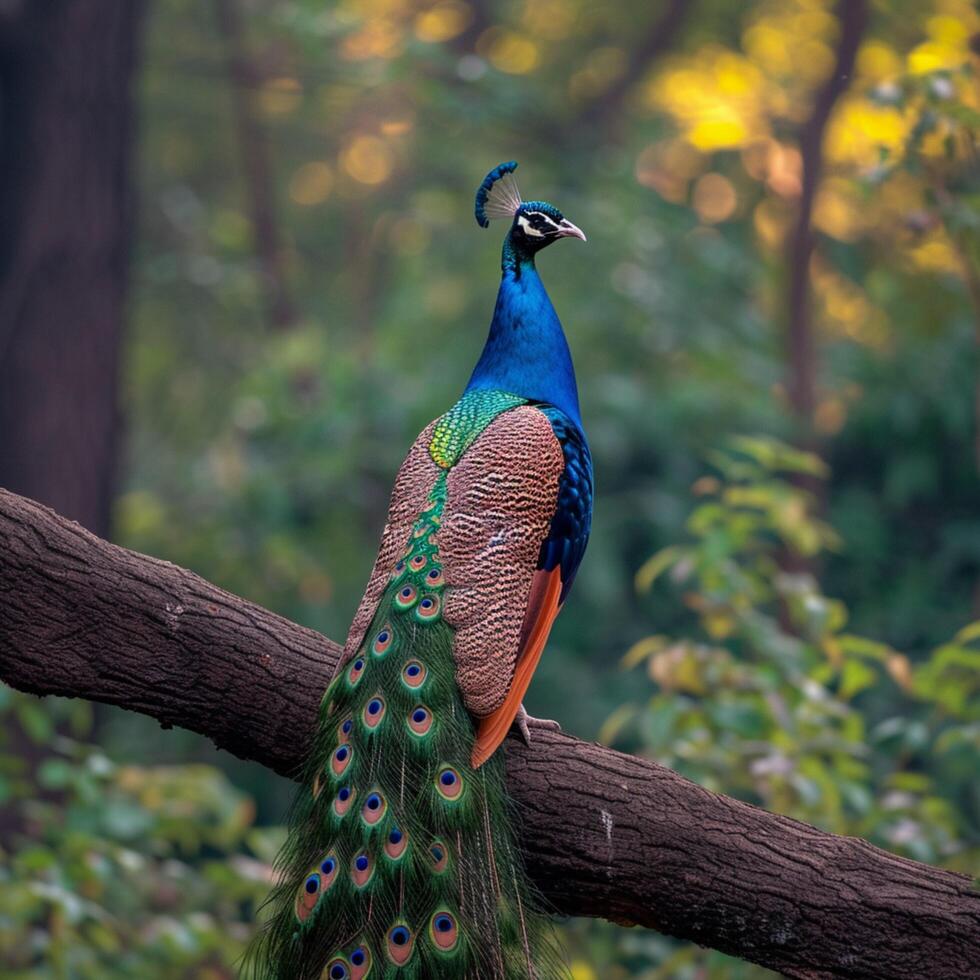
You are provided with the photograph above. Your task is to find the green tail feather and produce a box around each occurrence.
[244,473,566,979]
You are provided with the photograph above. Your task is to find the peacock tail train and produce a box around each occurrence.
[246,465,565,980]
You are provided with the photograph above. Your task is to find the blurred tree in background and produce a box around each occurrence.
[0,0,977,975]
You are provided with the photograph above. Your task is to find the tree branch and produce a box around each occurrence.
[0,487,977,979]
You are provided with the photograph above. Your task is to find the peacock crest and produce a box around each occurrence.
[475,160,523,227]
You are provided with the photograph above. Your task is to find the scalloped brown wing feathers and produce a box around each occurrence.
[342,408,565,766]
[441,407,565,765]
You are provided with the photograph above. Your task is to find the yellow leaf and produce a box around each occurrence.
[634,546,681,593]
[598,705,635,747]
[704,612,735,640]
[621,635,669,670]
[689,117,749,151]
[649,644,706,694]
[953,621,980,645]
[908,40,965,75]
[673,650,707,694]
[839,634,893,662]
[825,99,908,167]
[857,40,902,82]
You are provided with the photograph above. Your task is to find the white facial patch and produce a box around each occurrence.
[518,215,545,237]
[518,211,562,238]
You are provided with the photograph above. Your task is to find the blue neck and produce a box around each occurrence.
[464,252,582,426]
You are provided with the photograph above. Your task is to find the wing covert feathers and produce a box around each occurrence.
[441,406,564,721]
[471,566,563,767]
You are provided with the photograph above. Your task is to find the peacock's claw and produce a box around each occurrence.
[529,716,561,731]
[512,704,562,746]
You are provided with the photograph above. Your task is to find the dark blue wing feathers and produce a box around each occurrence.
[536,406,593,604]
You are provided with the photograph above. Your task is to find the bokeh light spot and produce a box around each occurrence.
[481,29,539,74]
[342,136,394,185]
[692,173,737,224]
[415,3,472,43]
[290,162,334,206]
[259,77,301,116]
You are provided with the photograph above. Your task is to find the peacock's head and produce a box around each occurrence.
[475,161,585,258]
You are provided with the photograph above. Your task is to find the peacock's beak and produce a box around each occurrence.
[556,218,586,242]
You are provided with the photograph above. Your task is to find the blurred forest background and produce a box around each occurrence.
[0,0,978,976]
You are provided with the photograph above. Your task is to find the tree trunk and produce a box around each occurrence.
[213,0,296,332]
[0,0,144,538]
[1,487,977,980]
[785,0,867,428]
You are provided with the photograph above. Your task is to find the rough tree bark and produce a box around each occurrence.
[0,0,145,537]
[1,488,977,980]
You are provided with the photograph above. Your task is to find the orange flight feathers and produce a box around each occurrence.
[471,566,563,768]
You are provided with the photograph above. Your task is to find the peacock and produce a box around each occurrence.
[246,161,593,980]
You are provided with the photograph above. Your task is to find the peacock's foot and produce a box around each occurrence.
[511,704,562,746]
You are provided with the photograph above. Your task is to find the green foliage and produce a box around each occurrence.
[584,437,978,978]
[0,692,274,978]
